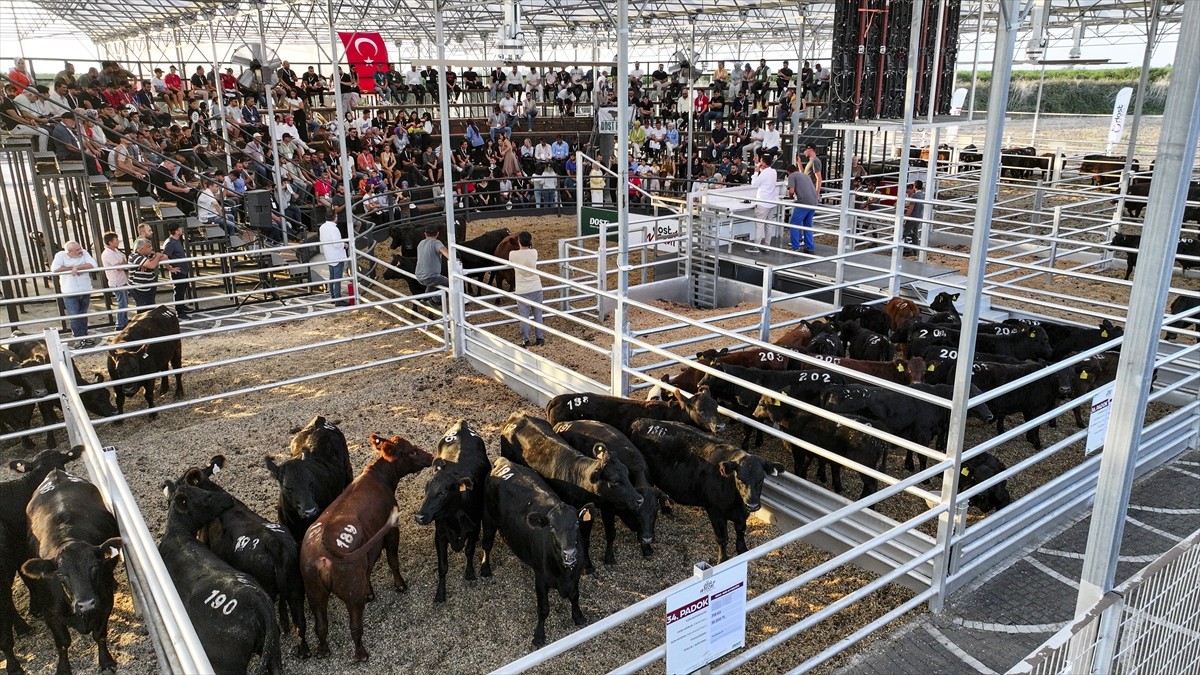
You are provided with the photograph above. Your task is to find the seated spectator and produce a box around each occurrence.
[814,63,831,99]
[488,105,511,142]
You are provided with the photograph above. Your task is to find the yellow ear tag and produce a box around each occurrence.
[459,483,470,492]
[1080,371,1089,380]
[961,467,970,477]
[1100,330,1108,338]
[1030,332,1037,339]
[927,364,936,372]
[770,397,781,406]
[897,363,906,372]
[582,511,592,522]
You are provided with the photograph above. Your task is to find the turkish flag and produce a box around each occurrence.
[338,32,389,91]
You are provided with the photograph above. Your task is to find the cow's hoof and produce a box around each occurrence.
[480,565,492,578]
[393,580,408,593]
[99,658,118,672]
[433,591,446,604]
[463,569,476,581]
[353,650,370,663]
[147,412,157,421]
[315,647,330,659]
[603,555,616,566]
[531,636,546,649]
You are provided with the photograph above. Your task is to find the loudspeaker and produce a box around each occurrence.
[146,218,187,244]
[244,190,272,230]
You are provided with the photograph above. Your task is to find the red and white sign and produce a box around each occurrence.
[338,31,389,91]
[665,562,748,675]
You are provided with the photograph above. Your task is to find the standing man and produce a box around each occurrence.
[904,180,927,257]
[318,207,350,306]
[786,164,819,254]
[747,155,779,253]
[415,224,450,307]
[163,223,192,319]
[127,237,170,309]
[802,143,823,194]
[509,231,545,348]
[50,241,98,346]
[100,232,130,330]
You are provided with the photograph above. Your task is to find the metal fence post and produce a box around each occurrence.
[1044,205,1062,287]
[758,267,772,343]
[610,0,631,397]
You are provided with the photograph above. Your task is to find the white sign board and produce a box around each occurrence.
[665,563,748,675]
[1086,383,1116,455]
[597,106,634,135]
[1106,87,1133,154]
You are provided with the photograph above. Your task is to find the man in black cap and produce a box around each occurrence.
[415,224,450,305]
[50,112,100,171]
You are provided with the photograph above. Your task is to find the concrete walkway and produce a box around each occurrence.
[835,447,1200,675]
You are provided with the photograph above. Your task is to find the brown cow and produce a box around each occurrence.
[884,297,922,330]
[792,355,927,385]
[300,433,432,661]
[774,322,814,350]
[1079,154,1137,187]
[663,346,790,394]
[490,233,521,292]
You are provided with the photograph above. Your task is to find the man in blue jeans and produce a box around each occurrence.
[50,241,98,346]
[786,164,819,253]
[318,207,350,306]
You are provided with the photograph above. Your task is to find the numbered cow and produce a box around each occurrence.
[173,456,308,657]
[545,388,725,436]
[300,433,431,661]
[266,415,355,542]
[159,483,283,675]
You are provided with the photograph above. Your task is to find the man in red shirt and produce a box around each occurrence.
[220,68,239,99]
[164,66,184,111]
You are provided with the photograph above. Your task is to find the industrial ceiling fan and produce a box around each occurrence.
[230,43,281,93]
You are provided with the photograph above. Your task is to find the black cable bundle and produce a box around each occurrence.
[881,0,913,119]
[829,0,860,121]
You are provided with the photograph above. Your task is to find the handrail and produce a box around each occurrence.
[43,329,213,674]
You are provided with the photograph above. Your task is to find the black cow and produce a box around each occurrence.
[1123,179,1152,218]
[975,325,1053,362]
[699,363,846,450]
[1109,234,1200,281]
[383,255,428,297]
[0,349,25,403]
[553,420,665,562]
[480,457,594,648]
[20,469,123,674]
[924,360,1061,450]
[959,454,1013,513]
[0,448,83,674]
[500,412,641,574]
[959,145,982,171]
[265,415,354,542]
[840,321,894,361]
[105,305,183,420]
[836,304,891,335]
[1003,318,1122,361]
[754,396,886,499]
[545,388,725,436]
[1070,352,1121,428]
[4,339,118,448]
[807,330,844,357]
[414,420,491,603]
[0,348,42,451]
[628,419,785,563]
[928,292,961,320]
[1000,146,1037,180]
[1166,295,1200,341]
[916,345,1024,365]
[905,324,959,360]
[159,483,282,674]
[458,227,512,292]
[174,456,308,658]
[821,383,994,471]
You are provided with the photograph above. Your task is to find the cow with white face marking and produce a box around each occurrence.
[628,419,785,563]
[20,469,123,675]
[414,420,491,603]
[159,483,283,674]
[480,457,596,648]
[172,455,308,658]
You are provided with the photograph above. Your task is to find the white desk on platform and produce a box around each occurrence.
[700,185,770,253]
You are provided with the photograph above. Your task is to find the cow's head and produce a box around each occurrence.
[719,453,784,513]
[929,292,960,313]
[75,372,115,417]
[175,455,228,495]
[9,446,83,477]
[163,482,235,533]
[290,415,348,460]
[584,445,642,512]
[966,384,995,424]
[435,419,486,464]
[416,462,474,527]
[960,454,1012,513]
[1026,326,1053,360]
[369,432,434,475]
[679,385,725,433]
[265,455,321,519]
[1097,320,1123,341]
[527,502,594,571]
[17,358,50,398]
[21,537,123,617]
[108,346,151,395]
[621,485,665,558]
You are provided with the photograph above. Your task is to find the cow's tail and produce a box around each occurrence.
[257,607,284,675]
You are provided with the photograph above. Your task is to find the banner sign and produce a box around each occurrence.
[1086,383,1116,455]
[1106,87,1133,153]
[580,206,619,240]
[338,31,389,91]
[665,563,748,675]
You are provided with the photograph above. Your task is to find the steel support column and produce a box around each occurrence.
[929,0,1024,613]
[612,0,632,396]
[887,0,927,295]
[1076,3,1200,669]
[326,0,359,305]
[435,0,465,356]
[1114,0,1162,220]
[257,8,287,242]
[208,21,232,170]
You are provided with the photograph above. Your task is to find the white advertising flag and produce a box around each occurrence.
[1106,87,1134,153]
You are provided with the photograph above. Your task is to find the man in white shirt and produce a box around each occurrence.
[747,156,779,252]
[508,231,545,347]
[50,240,98,344]
[760,121,782,163]
[498,92,519,126]
[526,67,542,101]
[318,206,350,306]
[100,231,130,330]
[405,65,426,102]
[742,124,766,162]
[534,138,553,164]
[629,62,644,89]
[197,181,238,235]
